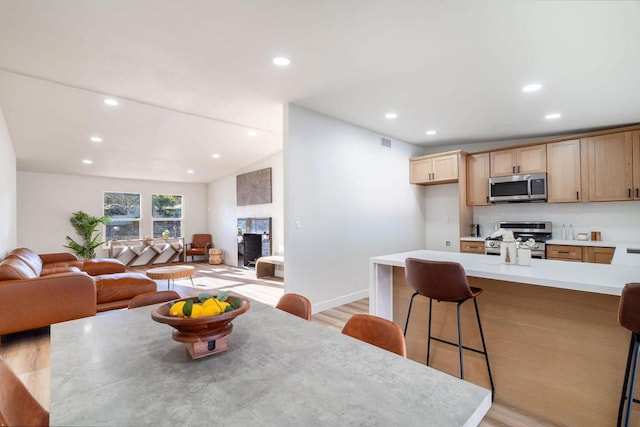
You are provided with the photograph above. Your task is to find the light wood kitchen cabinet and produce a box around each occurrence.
[547,244,615,264]
[546,244,583,262]
[466,153,491,206]
[546,139,582,203]
[460,241,485,254]
[409,152,459,184]
[582,131,634,202]
[583,247,615,264]
[490,144,546,177]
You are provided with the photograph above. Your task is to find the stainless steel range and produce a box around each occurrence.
[485,221,552,258]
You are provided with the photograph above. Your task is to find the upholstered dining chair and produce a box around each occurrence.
[186,234,212,262]
[128,290,181,309]
[276,293,312,321]
[0,356,49,427]
[341,314,407,357]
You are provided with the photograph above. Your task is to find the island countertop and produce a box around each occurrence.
[369,249,639,426]
[370,250,639,297]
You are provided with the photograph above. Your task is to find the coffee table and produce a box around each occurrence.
[146,265,195,289]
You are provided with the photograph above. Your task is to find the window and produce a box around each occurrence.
[104,192,141,240]
[152,194,183,238]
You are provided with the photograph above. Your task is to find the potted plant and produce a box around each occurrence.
[162,229,170,240]
[64,211,112,259]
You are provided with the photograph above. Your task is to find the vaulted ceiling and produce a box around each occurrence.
[1,1,638,183]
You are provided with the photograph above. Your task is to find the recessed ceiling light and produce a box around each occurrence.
[385,112,397,120]
[247,130,257,137]
[545,113,561,120]
[212,153,221,159]
[186,170,194,174]
[82,159,93,164]
[425,130,437,136]
[272,57,290,66]
[90,136,102,142]
[104,98,119,106]
[523,83,542,93]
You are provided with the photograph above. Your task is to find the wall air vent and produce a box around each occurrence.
[381,138,391,148]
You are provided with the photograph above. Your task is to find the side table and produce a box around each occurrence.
[209,248,223,265]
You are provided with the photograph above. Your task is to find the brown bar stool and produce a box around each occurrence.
[617,282,640,427]
[404,258,495,400]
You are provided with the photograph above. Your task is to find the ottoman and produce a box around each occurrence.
[94,273,157,312]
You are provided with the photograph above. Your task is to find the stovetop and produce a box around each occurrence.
[486,221,553,243]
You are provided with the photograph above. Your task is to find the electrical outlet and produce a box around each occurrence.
[445,241,451,247]
[295,220,301,229]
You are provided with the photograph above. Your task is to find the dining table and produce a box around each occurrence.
[50,296,491,426]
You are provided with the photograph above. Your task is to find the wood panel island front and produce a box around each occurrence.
[370,250,640,426]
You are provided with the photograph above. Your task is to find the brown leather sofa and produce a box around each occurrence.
[0,248,157,336]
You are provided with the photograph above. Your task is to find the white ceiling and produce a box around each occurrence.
[1,1,639,183]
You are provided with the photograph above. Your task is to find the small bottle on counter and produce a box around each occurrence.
[569,224,575,240]
[561,224,567,240]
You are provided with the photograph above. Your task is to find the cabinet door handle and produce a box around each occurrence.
[558,251,570,254]
[517,165,520,173]
[629,188,632,199]
[512,166,515,173]
[576,191,579,200]
[636,188,639,198]
[486,196,489,203]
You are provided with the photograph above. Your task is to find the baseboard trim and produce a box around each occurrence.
[312,289,369,314]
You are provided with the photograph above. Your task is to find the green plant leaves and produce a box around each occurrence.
[63,211,112,259]
[182,299,193,317]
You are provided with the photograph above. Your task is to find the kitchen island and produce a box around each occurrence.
[370,250,640,426]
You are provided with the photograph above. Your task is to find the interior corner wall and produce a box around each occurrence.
[207,151,283,267]
[0,105,17,256]
[17,171,208,255]
[285,105,425,312]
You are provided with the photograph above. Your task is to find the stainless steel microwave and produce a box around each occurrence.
[489,173,547,203]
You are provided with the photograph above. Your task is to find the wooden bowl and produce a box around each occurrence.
[151,295,251,344]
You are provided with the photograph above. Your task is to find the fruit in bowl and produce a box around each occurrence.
[169,292,236,318]
[151,292,250,359]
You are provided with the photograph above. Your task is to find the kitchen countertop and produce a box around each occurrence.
[370,250,639,296]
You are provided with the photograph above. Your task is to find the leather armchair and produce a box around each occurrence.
[186,234,212,261]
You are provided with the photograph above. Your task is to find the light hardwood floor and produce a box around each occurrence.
[0,263,552,426]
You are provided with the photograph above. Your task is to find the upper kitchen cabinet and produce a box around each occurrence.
[410,151,460,185]
[466,152,491,205]
[490,144,546,177]
[547,139,582,203]
[582,131,634,202]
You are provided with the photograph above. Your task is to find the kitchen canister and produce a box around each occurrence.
[517,247,532,266]
[500,241,517,265]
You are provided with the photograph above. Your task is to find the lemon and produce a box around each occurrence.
[201,305,217,317]
[190,304,204,318]
[202,298,217,308]
[169,301,186,317]
[217,301,230,312]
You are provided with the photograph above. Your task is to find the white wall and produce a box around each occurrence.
[0,105,17,257]
[17,171,208,255]
[207,151,283,267]
[424,183,460,251]
[285,105,425,312]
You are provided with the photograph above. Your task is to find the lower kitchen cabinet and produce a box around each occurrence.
[460,241,485,254]
[546,244,615,264]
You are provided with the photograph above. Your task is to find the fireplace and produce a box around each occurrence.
[237,217,272,267]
